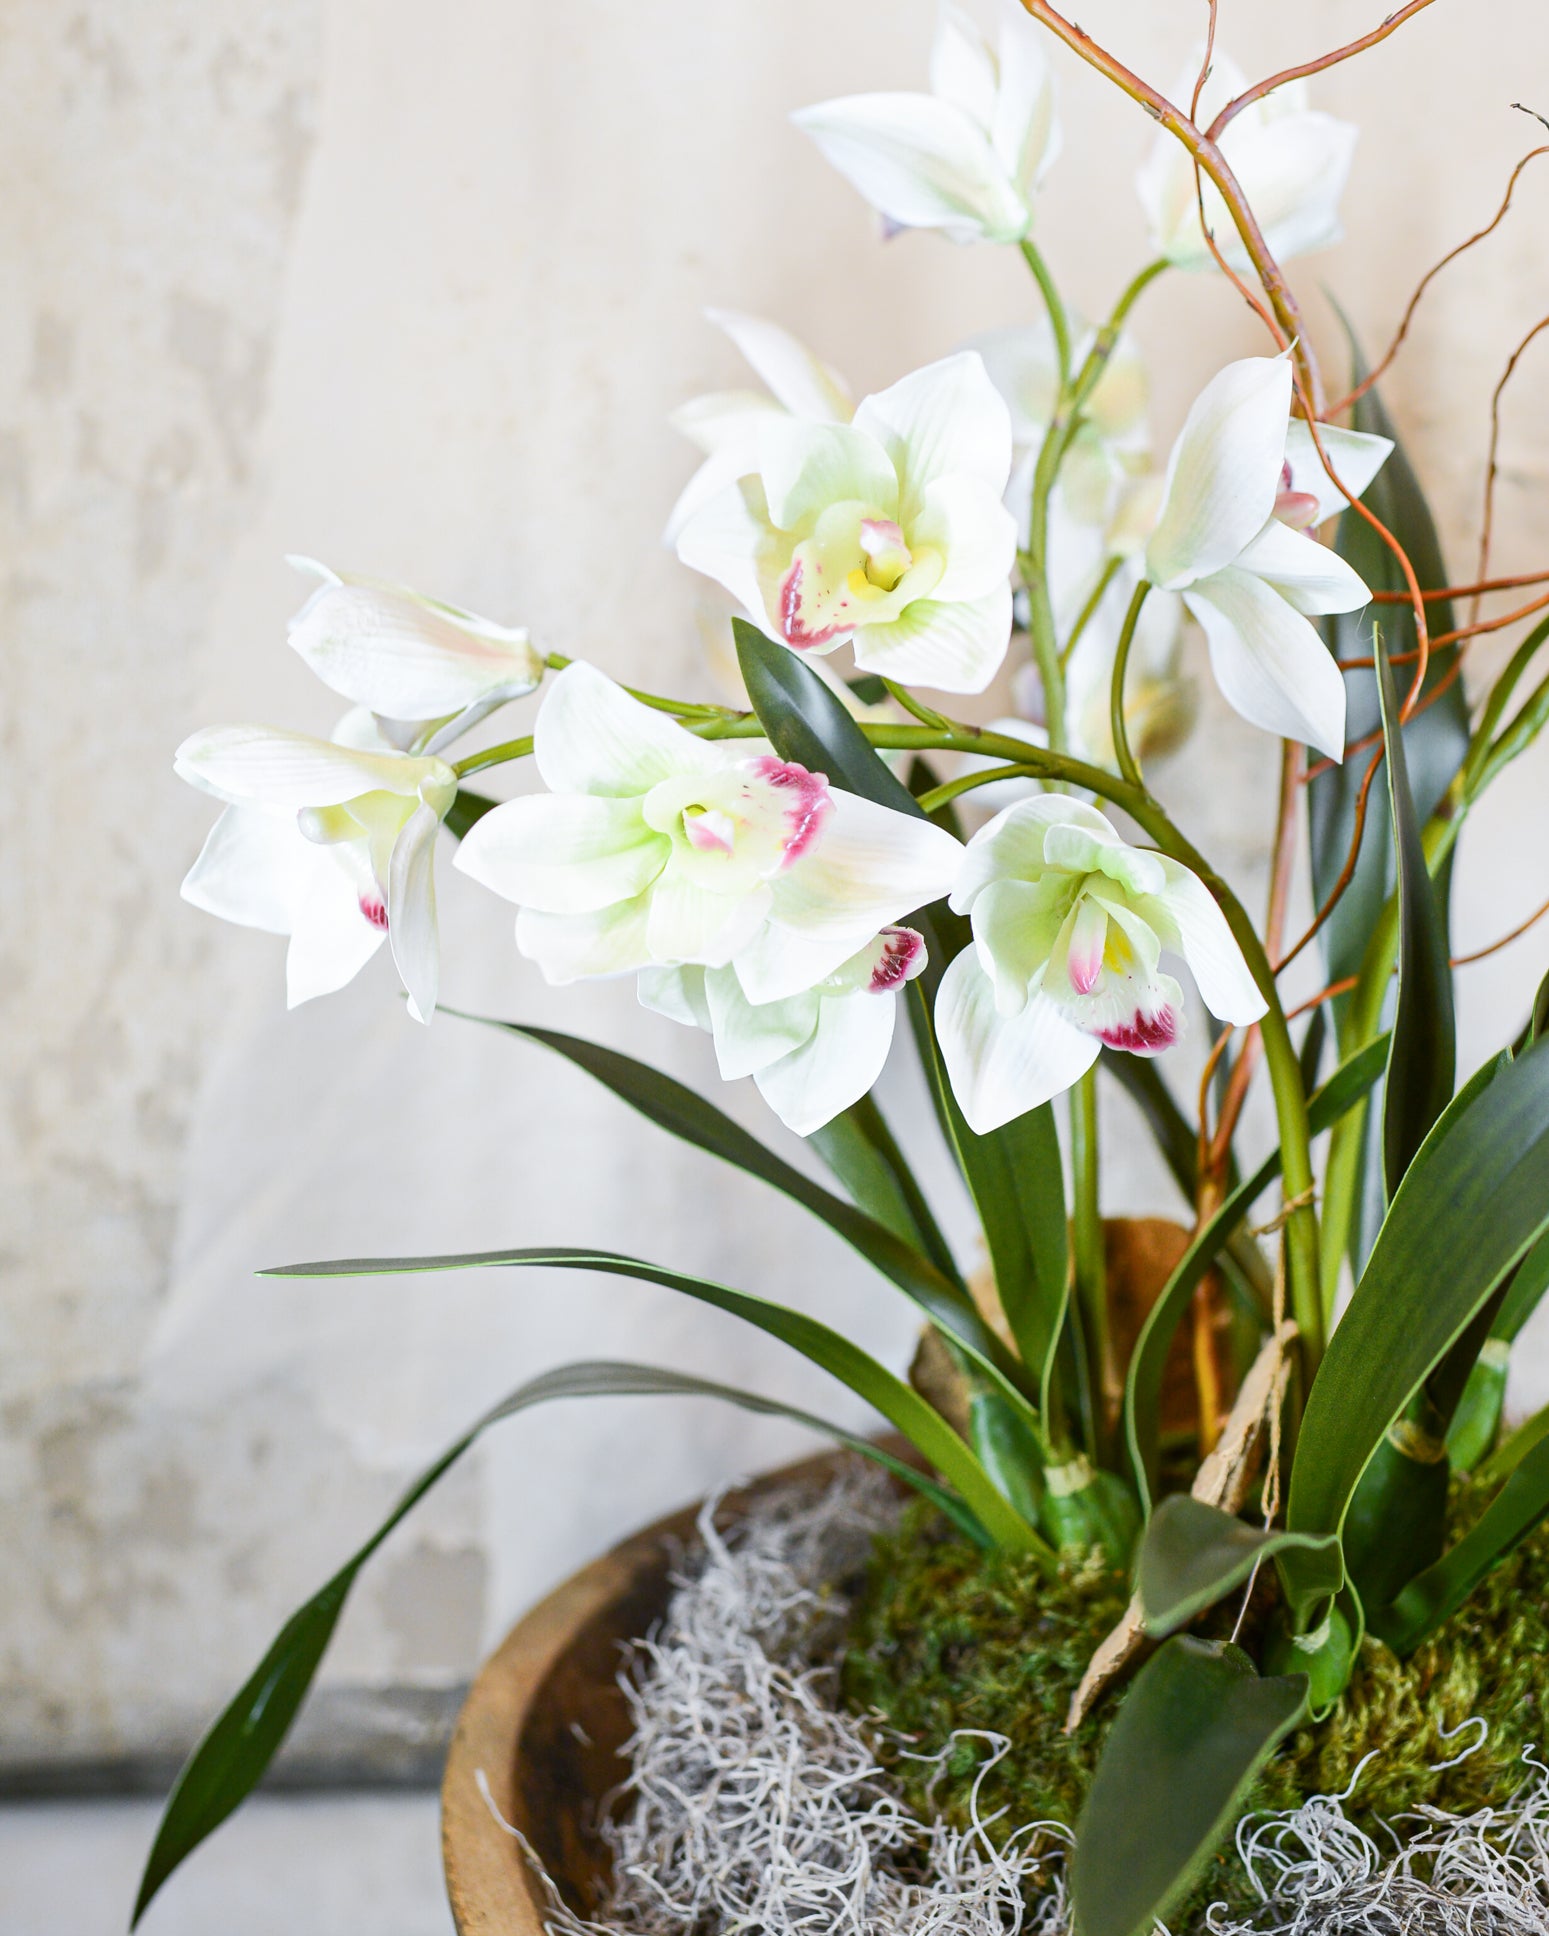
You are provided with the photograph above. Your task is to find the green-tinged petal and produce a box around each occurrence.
[936,948,1099,1133]
[970,877,1059,1012]
[759,419,897,532]
[1145,357,1290,589]
[1144,859,1267,1026]
[386,800,442,1025]
[911,471,1018,602]
[708,307,853,422]
[453,793,666,914]
[952,794,1108,912]
[852,583,1012,694]
[704,966,818,1079]
[636,963,712,1030]
[853,351,1014,516]
[676,477,780,624]
[989,2,1061,199]
[175,726,450,811]
[645,872,771,966]
[1283,421,1392,526]
[515,894,654,984]
[754,986,897,1136]
[792,93,1025,244]
[1185,571,1347,761]
[1234,516,1373,617]
[532,660,717,798]
[765,790,963,943]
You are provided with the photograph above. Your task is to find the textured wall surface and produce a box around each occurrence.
[5,0,1549,1772]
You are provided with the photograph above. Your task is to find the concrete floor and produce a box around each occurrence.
[0,1793,454,1936]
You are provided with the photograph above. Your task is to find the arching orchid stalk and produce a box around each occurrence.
[151,14,1549,1936]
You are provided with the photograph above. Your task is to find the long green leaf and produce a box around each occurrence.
[1072,1638,1307,1936]
[1137,1497,1342,1639]
[734,619,1070,1393]
[1288,1037,1549,1555]
[132,1359,977,1924]
[1374,1434,1549,1652]
[1125,1034,1391,1511]
[807,1093,964,1288]
[443,1009,1034,1400]
[264,1245,1051,1557]
[1375,636,1455,1193]
[1310,355,1468,1275]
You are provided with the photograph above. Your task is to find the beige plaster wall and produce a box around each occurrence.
[5,0,1549,1768]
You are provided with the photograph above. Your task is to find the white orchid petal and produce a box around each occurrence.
[912,472,1019,603]
[675,478,776,625]
[453,792,664,915]
[853,583,1012,694]
[284,858,387,1008]
[515,895,654,984]
[952,793,1106,911]
[174,726,448,811]
[853,351,1013,513]
[964,323,1061,447]
[732,921,868,1005]
[1145,357,1292,589]
[670,388,782,457]
[1282,421,1393,526]
[532,661,716,798]
[990,0,1061,199]
[1234,517,1374,616]
[929,6,998,125]
[386,799,441,1023]
[936,949,1098,1132]
[707,309,852,422]
[638,964,712,1030]
[181,805,304,934]
[645,873,772,966]
[1184,572,1347,760]
[766,790,963,941]
[754,984,897,1135]
[971,877,1065,1010]
[793,93,1024,242]
[1146,859,1267,1026]
[287,581,541,721]
[664,429,773,544]
[1228,111,1357,264]
[704,966,818,1079]
[759,419,898,532]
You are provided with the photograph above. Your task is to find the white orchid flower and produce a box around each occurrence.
[1062,567,1194,772]
[1143,355,1391,761]
[1138,52,1357,273]
[640,926,927,1135]
[936,797,1265,1132]
[677,352,1017,694]
[665,312,853,541]
[286,559,543,755]
[972,320,1149,537]
[176,719,458,1023]
[454,663,962,994]
[794,1,1060,245]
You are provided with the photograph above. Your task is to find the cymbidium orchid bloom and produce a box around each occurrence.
[176,719,457,1023]
[936,798,1266,1132]
[665,312,853,541]
[1138,52,1357,273]
[286,559,543,755]
[639,926,927,1135]
[454,663,962,993]
[676,352,1017,693]
[794,1,1060,245]
[1143,355,1391,761]
[972,320,1149,536]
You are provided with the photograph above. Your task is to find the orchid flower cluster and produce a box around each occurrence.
[149,10,1549,1936]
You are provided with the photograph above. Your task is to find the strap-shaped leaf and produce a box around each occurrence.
[132,1360,980,1924]
[1137,1496,1342,1639]
[735,619,1070,1389]
[264,1244,1051,1557]
[1103,1050,1199,1199]
[1374,1433,1549,1652]
[443,786,497,840]
[1288,1038,1549,1555]
[1125,1034,1391,1511]
[444,1010,1034,1404]
[1072,1638,1307,1936]
[808,1093,963,1289]
[1375,634,1455,1194]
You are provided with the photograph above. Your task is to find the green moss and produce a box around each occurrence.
[841,1496,1549,1917]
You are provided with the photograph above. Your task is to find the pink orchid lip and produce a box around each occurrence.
[867,926,925,993]
[1274,489,1322,530]
[749,755,834,864]
[359,895,389,932]
[1067,947,1103,997]
[778,557,853,650]
[1097,1006,1178,1055]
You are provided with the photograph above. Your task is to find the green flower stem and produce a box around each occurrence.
[1108,580,1152,791]
[1019,237,1072,389]
[454,733,534,778]
[1060,556,1121,666]
[882,677,952,732]
[1071,1065,1112,1464]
